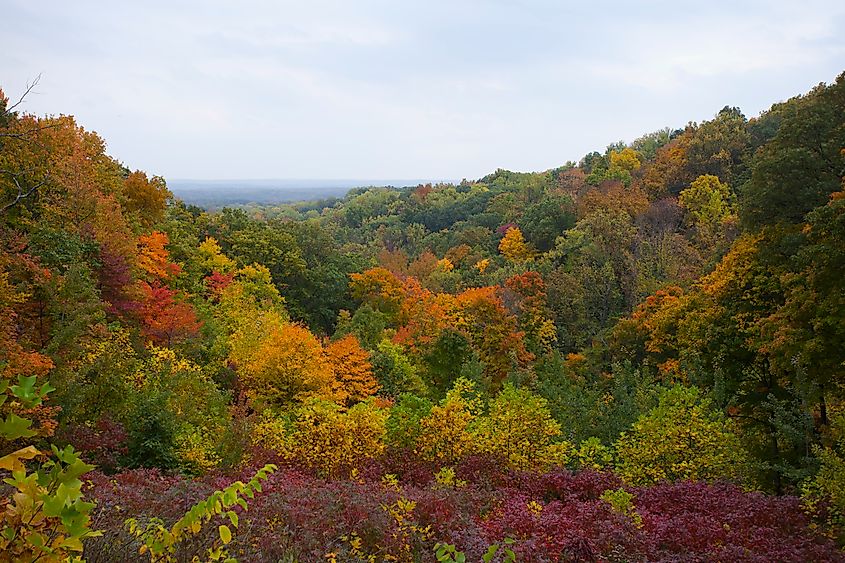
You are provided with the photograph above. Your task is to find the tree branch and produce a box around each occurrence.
[0,168,50,214]
[4,74,42,115]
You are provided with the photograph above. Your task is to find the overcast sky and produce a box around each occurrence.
[2,1,844,182]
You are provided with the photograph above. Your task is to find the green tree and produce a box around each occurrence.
[740,73,845,229]
[678,174,736,252]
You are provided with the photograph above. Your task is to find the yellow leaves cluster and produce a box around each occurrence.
[435,257,454,272]
[498,227,534,263]
[415,378,480,465]
[699,234,763,298]
[254,400,388,477]
[576,437,614,470]
[197,237,236,274]
[219,264,285,316]
[474,383,572,471]
[433,467,467,489]
[417,397,477,465]
[412,379,571,471]
[174,427,222,474]
[526,500,544,515]
[231,315,380,409]
[474,258,490,273]
[234,321,335,408]
[131,346,207,389]
[679,174,737,250]
[609,147,642,173]
[614,385,749,485]
[380,497,432,561]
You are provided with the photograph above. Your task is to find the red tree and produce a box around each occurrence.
[137,281,202,346]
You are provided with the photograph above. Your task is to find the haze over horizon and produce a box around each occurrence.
[3,0,844,182]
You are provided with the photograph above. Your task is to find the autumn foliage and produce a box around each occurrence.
[3,73,845,560]
[325,334,380,405]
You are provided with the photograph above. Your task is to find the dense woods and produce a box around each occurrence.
[1,73,844,561]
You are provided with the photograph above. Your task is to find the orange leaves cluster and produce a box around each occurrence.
[641,134,692,197]
[453,286,532,385]
[609,285,686,377]
[504,272,557,353]
[232,320,379,409]
[133,231,202,345]
[350,266,532,389]
[137,231,181,281]
[325,335,380,405]
[579,181,649,218]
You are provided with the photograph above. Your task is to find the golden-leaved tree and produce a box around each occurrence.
[416,378,481,465]
[252,399,388,477]
[231,319,335,408]
[615,385,749,485]
[474,384,572,470]
[498,226,533,263]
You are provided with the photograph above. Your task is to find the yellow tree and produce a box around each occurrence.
[196,236,236,275]
[253,399,388,477]
[615,385,749,485]
[416,378,481,465]
[609,147,641,173]
[217,264,286,333]
[498,226,533,263]
[230,321,335,408]
[475,384,570,470]
[679,174,736,251]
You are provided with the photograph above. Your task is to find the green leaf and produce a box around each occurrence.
[482,544,499,562]
[0,413,37,440]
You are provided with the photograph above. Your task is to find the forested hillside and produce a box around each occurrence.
[1,74,844,561]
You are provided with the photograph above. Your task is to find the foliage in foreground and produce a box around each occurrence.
[82,457,844,562]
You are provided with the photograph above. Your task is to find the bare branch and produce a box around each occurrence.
[5,74,42,115]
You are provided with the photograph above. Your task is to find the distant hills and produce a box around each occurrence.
[168,178,445,208]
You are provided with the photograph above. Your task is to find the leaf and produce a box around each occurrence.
[0,445,40,472]
[218,524,232,545]
[0,413,37,440]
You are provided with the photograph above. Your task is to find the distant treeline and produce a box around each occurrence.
[168,179,434,209]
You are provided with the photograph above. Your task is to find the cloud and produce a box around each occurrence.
[1,0,843,179]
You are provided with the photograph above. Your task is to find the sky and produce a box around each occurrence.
[2,0,844,182]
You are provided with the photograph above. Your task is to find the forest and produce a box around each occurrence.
[0,73,844,562]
